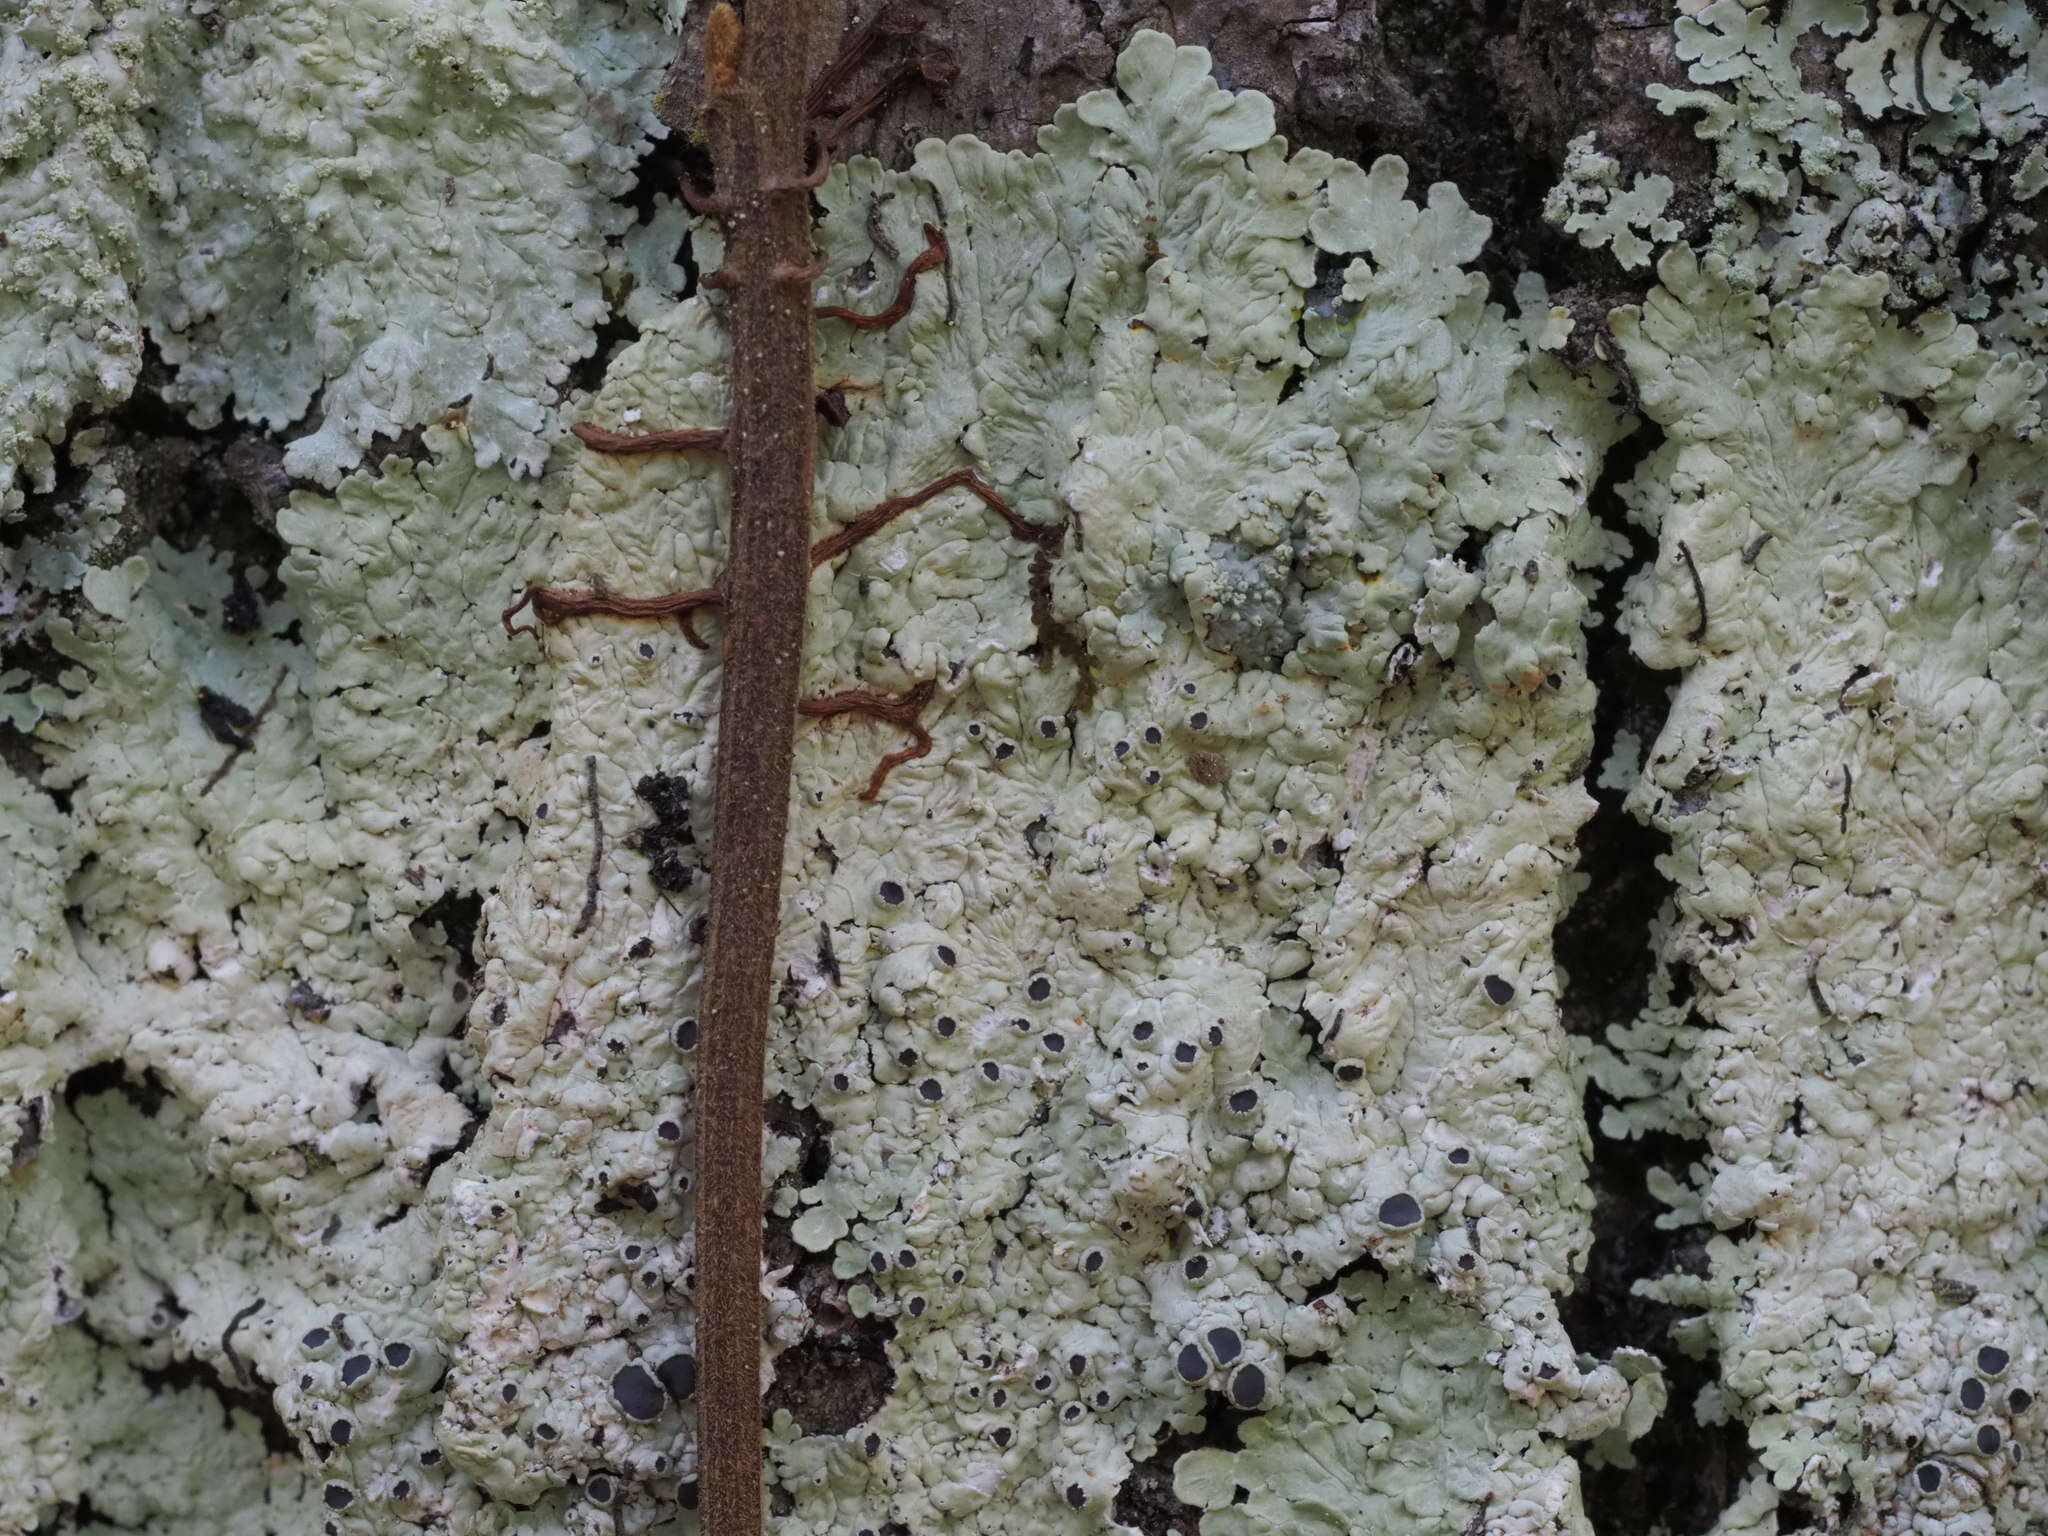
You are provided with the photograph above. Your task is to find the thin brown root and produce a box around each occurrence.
[571,421,728,455]
[764,136,833,192]
[810,467,1056,567]
[804,6,925,118]
[678,172,729,216]
[815,224,948,330]
[799,679,937,800]
[818,50,955,152]
[502,582,724,649]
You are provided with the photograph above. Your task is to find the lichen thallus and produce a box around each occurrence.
[498,7,1061,1532]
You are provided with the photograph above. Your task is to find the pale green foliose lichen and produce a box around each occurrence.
[2,429,558,1531]
[1640,0,2048,328]
[1,29,1657,1536]
[1551,2,2048,1530]
[0,0,681,509]
[1543,132,1680,271]
[1590,249,2048,1531]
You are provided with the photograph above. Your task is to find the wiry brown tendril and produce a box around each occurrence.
[569,421,727,455]
[501,581,723,649]
[815,224,949,330]
[798,679,937,799]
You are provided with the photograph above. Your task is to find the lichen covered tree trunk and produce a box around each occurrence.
[3,4,2047,1536]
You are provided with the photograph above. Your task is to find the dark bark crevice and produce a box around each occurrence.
[1112,1399,1256,1536]
[1554,420,1744,1533]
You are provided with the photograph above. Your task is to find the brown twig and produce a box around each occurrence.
[810,468,1054,565]
[815,223,949,330]
[570,421,727,455]
[798,679,937,799]
[575,754,604,936]
[1676,540,1709,644]
[501,581,723,649]
[693,6,818,1533]
[518,19,1031,1528]
[866,194,901,261]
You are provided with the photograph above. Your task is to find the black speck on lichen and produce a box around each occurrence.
[196,686,258,748]
[633,772,693,826]
[1378,1192,1423,1230]
[612,1363,666,1421]
[1230,1363,1266,1408]
[221,569,264,633]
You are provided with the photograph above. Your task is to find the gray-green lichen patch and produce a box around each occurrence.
[3,1078,325,1533]
[4,28,1653,1536]
[0,0,680,508]
[1542,11,2048,1523]
[1169,1271,1606,1534]
[1638,0,2048,328]
[2,423,564,1531]
[1544,132,1680,272]
[485,29,1639,1534]
[1591,247,2048,1531]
